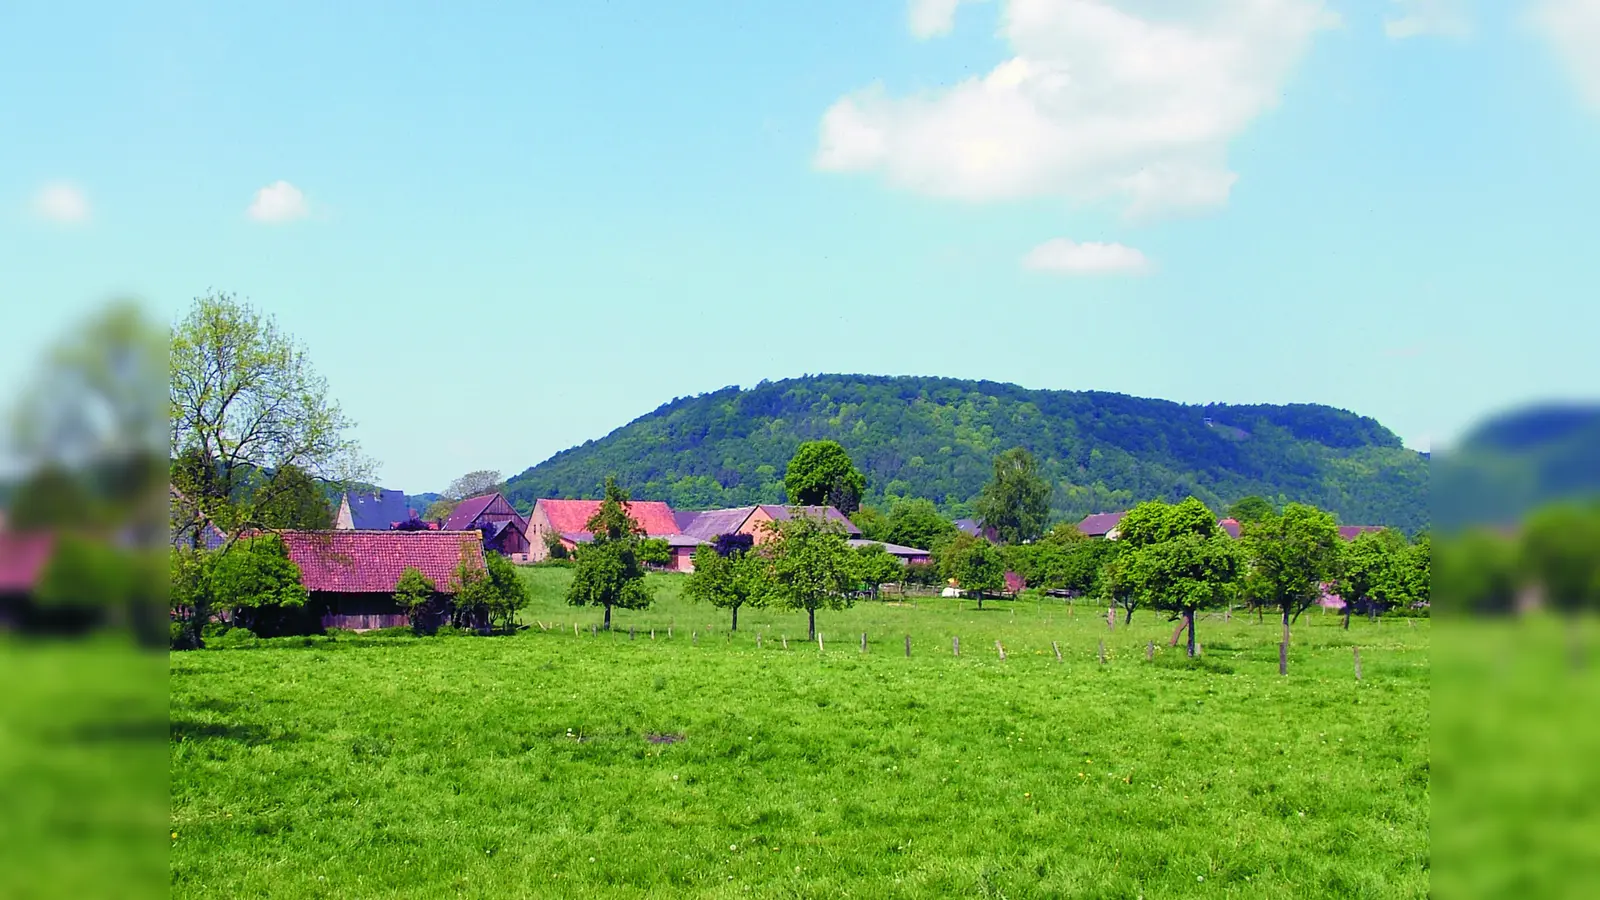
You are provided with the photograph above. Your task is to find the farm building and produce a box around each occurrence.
[527,498,700,570]
[677,505,862,546]
[335,489,417,530]
[277,529,486,632]
[444,492,531,561]
[845,539,932,565]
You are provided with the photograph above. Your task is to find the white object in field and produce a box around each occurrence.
[941,587,963,598]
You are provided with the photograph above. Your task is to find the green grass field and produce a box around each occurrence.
[170,569,1430,898]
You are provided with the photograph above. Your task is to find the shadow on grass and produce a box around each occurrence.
[170,720,285,746]
[1150,653,1236,675]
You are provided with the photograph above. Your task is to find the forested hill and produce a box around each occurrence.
[503,375,1429,532]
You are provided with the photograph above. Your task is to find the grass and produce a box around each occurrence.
[170,570,1430,898]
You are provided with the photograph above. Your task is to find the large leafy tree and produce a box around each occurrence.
[684,542,771,630]
[884,498,958,551]
[169,292,368,543]
[1241,503,1342,642]
[565,478,653,629]
[444,470,503,501]
[393,566,439,632]
[764,513,856,639]
[973,447,1051,545]
[783,440,866,514]
[1334,528,1409,628]
[1118,497,1218,547]
[1520,502,1600,615]
[1125,532,1241,657]
[943,535,1006,609]
[252,463,334,530]
[1227,496,1278,524]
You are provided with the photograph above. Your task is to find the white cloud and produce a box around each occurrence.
[910,0,986,39]
[817,1,1338,221]
[247,180,309,223]
[1383,0,1472,39]
[1531,0,1600,109]
[1023,238,1150,274]
[31,182,90,224]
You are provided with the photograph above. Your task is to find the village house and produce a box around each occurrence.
[1077,511,1127,539]
[527,498,700,570]
[277,529,486,632]
[679,504,930,565]
[954,518,1000,542]
[335,489,418,530]
[443,492,531,561]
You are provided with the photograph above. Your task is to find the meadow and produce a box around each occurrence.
[169,569,1430,898]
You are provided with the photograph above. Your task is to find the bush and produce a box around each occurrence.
[209,627,259,649]
[435,624,475,637]
[201,621,231,638]
[170,620,200,650]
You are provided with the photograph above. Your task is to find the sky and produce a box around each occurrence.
[2,0,1596,493]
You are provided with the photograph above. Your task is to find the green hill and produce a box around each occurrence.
[503,375,1429,532]
[1432,402,1600,528]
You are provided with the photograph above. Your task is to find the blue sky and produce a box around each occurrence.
[3,0,1596,492]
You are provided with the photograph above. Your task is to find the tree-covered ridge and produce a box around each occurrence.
[503,375,1428,532]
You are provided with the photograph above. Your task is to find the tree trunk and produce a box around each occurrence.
[1124,606,1134,626]
[1185,608,1197,658]
[604,603,612,630]
[976,593,984,610]
[1281,607,1291,647]
[808,607,816,640]
[731,604,738,632]
[1343,606,1351,630]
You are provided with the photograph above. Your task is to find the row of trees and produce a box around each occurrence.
[564,478,900,639]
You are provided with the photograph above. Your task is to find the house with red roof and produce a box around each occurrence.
[443,492,531,561]
[678,505,861,546]
[0,531,55,628]
[277,529,487,631]
[528,498,701,570]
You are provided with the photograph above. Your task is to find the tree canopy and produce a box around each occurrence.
[973,447,1051,545]
[783,440,866,515]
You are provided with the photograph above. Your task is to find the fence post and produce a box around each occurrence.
[817,632,824,653]
[630,626,635,641]
[1146,640,1154,661]
[1279,642,1288,676]
[861,633,868,653]
[1052,641,1062,662]
[591,623,597,637]
[693,631,698,645]
[953,636,960,657]
[757,633,762,648]
[650,629,655,640]
[906,634,912,657]
[1107,607,1115,631]
[1098,639,1106,664]
[668,626,673,639]
[1354,646,1363,681]
[996,640,1006,661]
[782,635,788,650]
[574,623,579,638]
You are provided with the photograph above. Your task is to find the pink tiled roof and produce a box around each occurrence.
[0,532,54,593]
[277,530,485,594]
[537,499,681,537]
[1339,525,1386,541]
[1218,518,1242,539]
[756,505,861,536]
[444,494,500,531]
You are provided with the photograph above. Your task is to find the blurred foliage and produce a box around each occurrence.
[500,375,1428,531]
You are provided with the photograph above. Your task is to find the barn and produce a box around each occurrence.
[277,530,487,631]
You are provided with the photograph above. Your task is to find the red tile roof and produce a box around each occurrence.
[1218,518,1242,539]
[277,530,485,594]
[536,499,681,537]
[1338,525,1386,541]
[0,532,54,594]
[444,493,502,531]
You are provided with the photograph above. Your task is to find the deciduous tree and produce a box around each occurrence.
[1125,532,1240,657]
[948,537,1006,609]
[1241,503,1342,644]
[565,478,653,629]
[884,498,958,551]
[169,292,368,543]
[444,470,503,501]
[764,513,856,639]
[783,440,866,515]
[393,566,438,632]
[852,542,903,600]
[1227,496,1278,524]
[684,543,770,630]
[973,447,1051,545]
